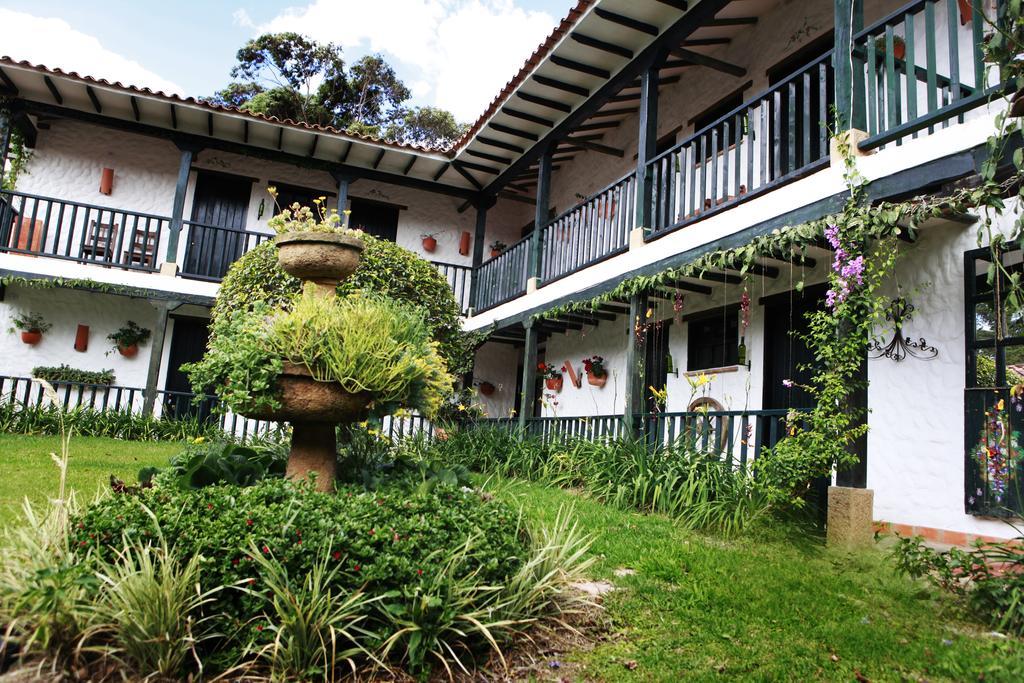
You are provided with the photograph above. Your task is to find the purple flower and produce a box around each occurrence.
[782,379,795,388]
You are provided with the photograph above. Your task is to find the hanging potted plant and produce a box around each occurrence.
[10,311,51,346]
[873,34,906,61]
[421,232,439,253]
[582,355,608,387]
[489,240,507,259]
[107,320,152,358]
[538,362,563,392]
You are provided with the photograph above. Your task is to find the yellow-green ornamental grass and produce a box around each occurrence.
[270,294,451,418]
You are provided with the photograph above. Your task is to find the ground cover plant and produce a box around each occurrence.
[3,434,1024,681]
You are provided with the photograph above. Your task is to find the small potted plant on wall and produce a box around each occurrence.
[873,34,906,61]
[489,240,507,259]
[421,232,439,253]
[477,380,496,396]
[107,321,151,358]
[10,312,51,345]
[582,355,608,387]
[538,362,563,392]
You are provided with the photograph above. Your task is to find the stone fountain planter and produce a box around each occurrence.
[240,230,368,492]
[275,232,365,283]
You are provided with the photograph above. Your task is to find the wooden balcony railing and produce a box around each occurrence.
[178,219,273,281]
[0,190,168,272]
[432,261,473,314]
[853,0,993,150]
[471,234,530,312]
[540,172,636,283]
[646,50,835,238]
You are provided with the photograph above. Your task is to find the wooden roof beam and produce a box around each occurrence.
[466,149,513,164]
[516,91,572,113]
[489,122,538,140]
[451,161,484,189]
[42,75,63,104]
[532,74,589,97]
[570,32,634,59]
[550,55,610,79]
[594,8,659,36]
[502,107,553,127]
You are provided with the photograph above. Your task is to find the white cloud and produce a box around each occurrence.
[0,9,185,95]
[256,0,556,122]
[232,8,255,29]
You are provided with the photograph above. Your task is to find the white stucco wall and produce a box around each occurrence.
[866,208,1018,540]
[539,315,630,417]
[471,341,521,419]
[0,284,160,388]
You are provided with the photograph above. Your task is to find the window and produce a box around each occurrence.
[270,182,334,212]
[687,308,739,371]
[965,244,1024,516]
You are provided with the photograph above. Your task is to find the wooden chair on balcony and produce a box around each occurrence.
[7,217,44,254]
[81,220,119,263]
[122,229,157,268]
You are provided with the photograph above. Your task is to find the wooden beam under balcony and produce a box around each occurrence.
[372,148,386,169]
[565,138,624,157]
[669,48,746,77]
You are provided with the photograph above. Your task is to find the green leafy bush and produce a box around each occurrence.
[71,479,528,666]
[213,236,473,374]
[140,439,288,489]
[891,531,1024,636]
[31,365,115,385]
[106,321,151,351]
[184,294,450,418]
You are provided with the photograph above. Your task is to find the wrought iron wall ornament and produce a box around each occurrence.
[868,296,939,362]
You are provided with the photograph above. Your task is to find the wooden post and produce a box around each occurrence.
[331,172,356,224]
[635,58,661,231]
[165,144,199,267]
[0,108,11,180]
[834,0,865,131]
[142,301,176,417]
[529,147,553,282]
[468,196,495,311]
[623,290,649,434]
[518,320,539,431]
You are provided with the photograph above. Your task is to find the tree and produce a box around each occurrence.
[208,33,465,148]
[385,107,470,149]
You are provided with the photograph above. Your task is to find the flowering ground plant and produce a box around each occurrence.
[582,355,606,377]
[972,396,1023,506]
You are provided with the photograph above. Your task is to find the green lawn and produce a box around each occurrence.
[1,434,1022,681]
[0,433,179,525]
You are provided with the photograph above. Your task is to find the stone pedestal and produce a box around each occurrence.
[629,227,646,251]
[827,486,874,547]
[526,277,541,294]
[828,129,872,164]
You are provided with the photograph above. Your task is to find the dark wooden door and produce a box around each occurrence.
[644,321,671,414]
[164,316,215,420]
[349,198,399,242]
[184,172,251,280]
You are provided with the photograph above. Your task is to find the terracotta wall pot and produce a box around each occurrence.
[275,232,365,284]
[478,381,495,396]
[490,249,501,259]
[587,371,607,388]
[118,343,139,358]
[459,231,471,256]
[545,377,563,392]
[20,330,41,345]
[422,236,437,252]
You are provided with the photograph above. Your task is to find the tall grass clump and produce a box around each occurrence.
[429,427,778,536]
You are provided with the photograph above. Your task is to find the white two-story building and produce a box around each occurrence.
[1,0,1019,543]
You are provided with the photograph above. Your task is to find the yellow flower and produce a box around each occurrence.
[997,399,1005,411]
[457,403,467,411]
[193,436,205,444]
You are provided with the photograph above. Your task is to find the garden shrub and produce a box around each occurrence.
[139,439,288,489]
[30,365,115,385]
[891,532,1024,636]
[71,478,528,667]
[214,236,474,375]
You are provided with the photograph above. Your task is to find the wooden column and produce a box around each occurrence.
[331,172,356,224]
[165,144,199,266]
[834,0,865,130]
[468,196,495,311]
[0,108,11,180]
[623,290,649,434]
[635,58,660,231]
[528,147,553,282]
[142,301,176,416]
[518,320,539,431]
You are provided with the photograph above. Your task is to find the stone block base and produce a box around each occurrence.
[159,262,179,276]
[526,277,541,294]
[827,486,874,548]
[829,129,872,165]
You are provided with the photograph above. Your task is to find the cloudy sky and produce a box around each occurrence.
[0,0,570,122]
